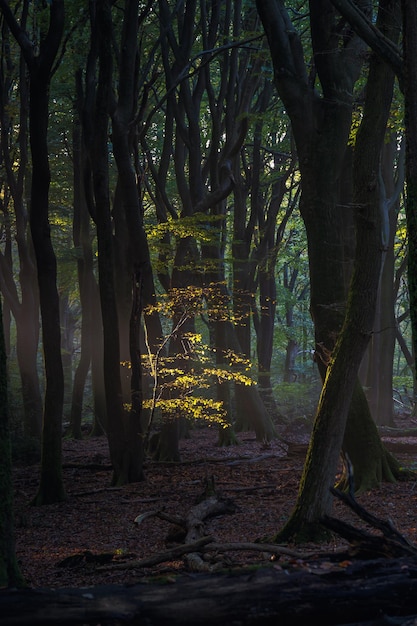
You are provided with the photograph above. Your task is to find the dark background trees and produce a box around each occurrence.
[0,0,66,506]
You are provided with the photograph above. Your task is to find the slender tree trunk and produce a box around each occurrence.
[69,88,92,439]
[0,23,43,440]
[0,0,70,505]
[89,285,106,437]
[78,31,107,438]
[92,0,126,486]
[29,65,66,505]
[361,138,403,426]
[15,301,42,439]
[0,294,24,587]
[402,0,417,406]
[109,0,158,481]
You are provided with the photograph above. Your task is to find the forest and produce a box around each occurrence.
[1,0,417,623]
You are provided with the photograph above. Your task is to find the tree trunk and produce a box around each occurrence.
[0,25,42,440]
[78,29,107,439]
[402,0,417,404]
[89,286,106,437]
[109,0,158,482]
[341,382,401,493]
[0,295,24,587]
[15,302,42,440]
[91,0,126,486]
[4,0,68,506]
[361,137,403,426]
[69,94,95,439]
[339,0,402,490]
[29,70,66,505]
[257,0,400,539]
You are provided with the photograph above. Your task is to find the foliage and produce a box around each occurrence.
[142,290,257,443]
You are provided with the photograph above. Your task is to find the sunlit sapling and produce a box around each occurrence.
[139,290,256,448]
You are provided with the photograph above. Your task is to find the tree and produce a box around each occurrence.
[0,0,66,505]
[0,294,24,587]
[360,135,405,426]
[143,0,279,453]
[401,1,417,407]
[68,69,102,439]
[0,8,43,440]
[109,0,155,481]
[231,78,298,416]
[256,0,402,538]
[329,0,417,417]
[82,0,158,483]
[86,0,131,486]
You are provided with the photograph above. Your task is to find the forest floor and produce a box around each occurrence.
[12,412,417,590]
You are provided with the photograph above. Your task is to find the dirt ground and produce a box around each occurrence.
[12,414,417,590]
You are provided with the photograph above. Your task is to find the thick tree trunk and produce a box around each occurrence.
[29,71,66,506]
[214,313,276,441]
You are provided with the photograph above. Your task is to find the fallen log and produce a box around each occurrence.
[133,481,239,572]
[97,538,302,572]
[3,557,417,625]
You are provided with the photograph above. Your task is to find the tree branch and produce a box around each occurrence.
[329,0,403,86]
[0,0,35,65]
